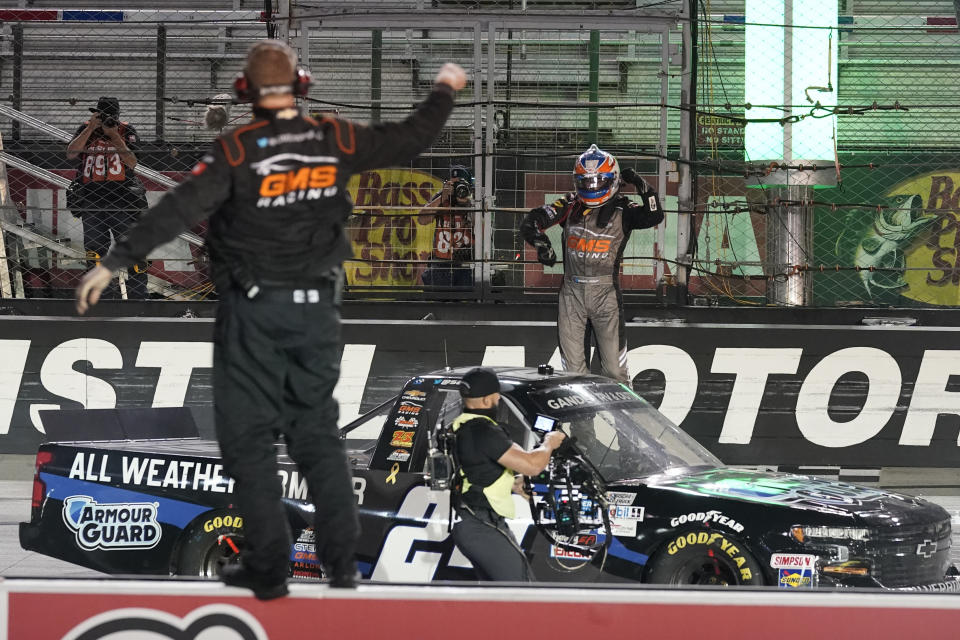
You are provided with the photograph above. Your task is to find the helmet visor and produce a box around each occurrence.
[575,173,615,193]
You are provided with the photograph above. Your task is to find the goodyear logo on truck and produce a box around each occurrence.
[62,495,161,551]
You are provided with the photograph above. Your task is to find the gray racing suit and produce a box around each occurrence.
[520,181,663,381]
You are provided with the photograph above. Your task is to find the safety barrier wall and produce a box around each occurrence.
[3,579,960,640]
[0,316,957,468]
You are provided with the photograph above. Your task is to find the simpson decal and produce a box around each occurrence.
[770,553,817,570]
[62,496,161,551]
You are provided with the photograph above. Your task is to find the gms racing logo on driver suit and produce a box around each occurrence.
[62,496,161,551]
[565,227,615,261]
[253,153,340,208]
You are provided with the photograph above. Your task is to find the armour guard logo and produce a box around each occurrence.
[62,496,161,551]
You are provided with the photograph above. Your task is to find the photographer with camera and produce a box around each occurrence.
[66,96,148,299]
[521,145,663,383]
[419,165,475,288]
[451,367,565,581]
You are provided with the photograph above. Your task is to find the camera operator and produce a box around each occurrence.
[451,367,565,581]
[66,97,148,299]
[419,165,475,288]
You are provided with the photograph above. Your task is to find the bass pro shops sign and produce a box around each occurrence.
[0,318,957,467]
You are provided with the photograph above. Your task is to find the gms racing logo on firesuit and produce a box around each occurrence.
[565,227,615,261]
[252,153,340,208]
[62,495,161,551]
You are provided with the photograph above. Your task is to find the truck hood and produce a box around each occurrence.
[617,468,944,521]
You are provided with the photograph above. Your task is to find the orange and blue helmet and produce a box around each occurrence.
[573,144,620,208]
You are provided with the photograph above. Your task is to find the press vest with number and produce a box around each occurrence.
[452,413,516,519]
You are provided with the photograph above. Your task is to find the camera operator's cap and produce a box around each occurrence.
[459,367,501,398]
[89,96,120,117]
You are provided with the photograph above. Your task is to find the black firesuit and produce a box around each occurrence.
[101,83,455,584]
[520,179,663,382]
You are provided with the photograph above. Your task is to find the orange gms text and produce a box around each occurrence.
[567,236,610,253]
[259,166,337,197]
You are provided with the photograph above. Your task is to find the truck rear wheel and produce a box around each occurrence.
[646,530,764,586]
[175,513,245,577]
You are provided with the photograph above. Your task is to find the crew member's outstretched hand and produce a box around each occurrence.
[435,63,468,91]
[75,265,113,315]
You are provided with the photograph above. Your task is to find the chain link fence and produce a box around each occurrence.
[0,3,266,300]
[0,1,683,302]
[694,0,960,308]
[7,1,956,307]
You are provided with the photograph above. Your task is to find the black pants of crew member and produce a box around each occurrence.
[213,282,359,584]
[452,506,532,582]
[83,209,148,299]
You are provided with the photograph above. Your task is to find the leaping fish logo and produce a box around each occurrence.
[250,153,338,175]
[846,194,935,297]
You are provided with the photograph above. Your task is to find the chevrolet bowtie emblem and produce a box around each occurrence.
[916,539,938,558]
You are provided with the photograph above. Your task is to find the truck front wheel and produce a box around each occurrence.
[645,530,764,586]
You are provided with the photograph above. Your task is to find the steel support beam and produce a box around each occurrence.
[12,25,23,142]
[588,30,600,140]
[371,29,383,124]
[655,26,670,287]
[675,0,696,300]
[156,25,167,140]
[472,22,484,295]
[315,12,678,32]
[484,21,497,293]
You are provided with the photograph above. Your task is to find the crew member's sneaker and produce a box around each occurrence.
[221,564,289,600]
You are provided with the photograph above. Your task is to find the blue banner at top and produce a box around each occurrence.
[61,11,124,22]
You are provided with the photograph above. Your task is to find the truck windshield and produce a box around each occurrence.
[527,382,721,482]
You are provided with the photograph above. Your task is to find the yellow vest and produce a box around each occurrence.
[452,413,516,519]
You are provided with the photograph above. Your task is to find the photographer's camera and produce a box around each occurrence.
[452,180,472,202]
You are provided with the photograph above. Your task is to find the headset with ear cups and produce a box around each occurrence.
[232,41,312,102]
[232,68,311,102]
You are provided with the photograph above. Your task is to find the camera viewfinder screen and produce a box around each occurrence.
[533,415,558,433]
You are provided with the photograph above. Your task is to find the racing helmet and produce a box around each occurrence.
[573,144,620,208]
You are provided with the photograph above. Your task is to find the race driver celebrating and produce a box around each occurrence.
[520,144,663,383]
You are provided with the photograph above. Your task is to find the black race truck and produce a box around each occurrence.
[20,367,959,590]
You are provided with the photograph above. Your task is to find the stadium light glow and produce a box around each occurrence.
[744,0,838,165]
